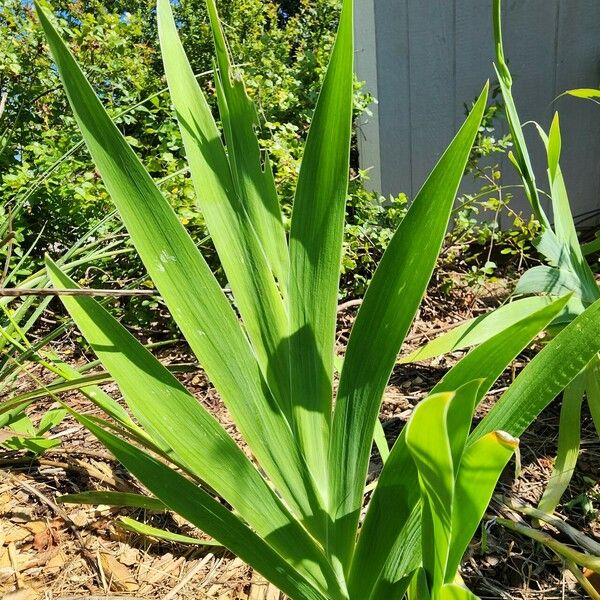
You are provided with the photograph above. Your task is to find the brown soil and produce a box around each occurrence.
[1,275,598,599]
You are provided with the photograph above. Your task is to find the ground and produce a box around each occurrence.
[1,276,598,599]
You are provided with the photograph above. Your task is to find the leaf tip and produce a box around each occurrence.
[493,430,519,449]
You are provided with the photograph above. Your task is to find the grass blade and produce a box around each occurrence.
[58,491,166,511]
[116,516,221,546]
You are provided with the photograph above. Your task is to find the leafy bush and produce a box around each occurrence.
[22,1,600,598]
[1,0,373,283]
[2,0,545,316]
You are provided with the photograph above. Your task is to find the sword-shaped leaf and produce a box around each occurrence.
[45,259,334,590]
[445,431,518,582]
[537,375,585,515]
[400,296,556,364]
[201,0,288,288]
[34,2,315,518]
[286,0,354,502]
[329,84,488,571]
[405,393,455,590]
[350,294,570,597]
[157,0,292,416]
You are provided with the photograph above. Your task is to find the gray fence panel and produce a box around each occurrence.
[356,0,600,223]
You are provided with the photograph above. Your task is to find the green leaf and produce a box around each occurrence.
[537,374,585,515]
[116,516,221,546]
[514,266,584,298]
[439,583,479,600]
[47,359,135,428]
[561,88,600,100]
[368,507,422,600]
[37,408,66,435]
[400,296,555,364]
[432,294,571,399]
[45,259,333,591]
[492,0,549,227]
[201,0,288,288]
[58,491,166,511]
[472,297,600,442]
[156,0,292,418]
[0,402,31,428]
[373,419,390,464]
[379,300,600,593]
[535,228,573,268]
[547,112,561,182]
[582,236,600,257]
[329,84,488,570]
[585,354,600,437]
[287,0,354,500]
[532,119,598,301]
[406,393,454,590]
[8,412,35,436]
[34,1,315,522]
[445,380,482,469]
[407,567,430,600]
[445,431,517,582]
[547,170,598,303]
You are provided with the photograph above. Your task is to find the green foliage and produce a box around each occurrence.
[443,92,541,294]
[24,2,600,598]
[0,406,66,455]
[1,0,373,299]
[341,187,408,299]
[0,0,162,239]
[1,0,534,312]
[407,4,600,574]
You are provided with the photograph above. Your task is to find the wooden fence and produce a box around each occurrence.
[355,0,600,224]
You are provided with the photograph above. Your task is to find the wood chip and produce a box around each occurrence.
[4,526,30,544]
[99,553,139,592]
[22,521,46,535]
[2,588,37,600]
[117,546,138,567]
[69,510,90,528]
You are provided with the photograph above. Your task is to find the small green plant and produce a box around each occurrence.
[1,185,132,453]
[0,405,65,454]
[404,1,600,591]
[19,0,600,598]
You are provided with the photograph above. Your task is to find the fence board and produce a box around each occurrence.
[356,0,600,224]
